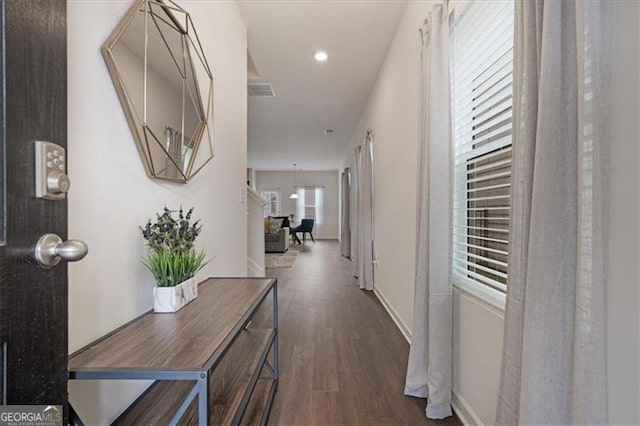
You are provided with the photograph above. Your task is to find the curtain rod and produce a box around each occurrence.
[420,0,449,30]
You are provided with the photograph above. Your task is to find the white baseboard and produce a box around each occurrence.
[452,390,483,426]
[247,257,265,277]
[372,288,485,426]
[373,288,412,343]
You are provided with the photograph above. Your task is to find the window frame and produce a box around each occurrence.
[260,189,280,218]
[295,187,324,231]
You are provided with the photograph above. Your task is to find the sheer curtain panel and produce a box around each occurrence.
[496,1,610,424]
[341,169,351,258]
[355,135,375,290]
[352,148,361,277]
[404,3,453,419]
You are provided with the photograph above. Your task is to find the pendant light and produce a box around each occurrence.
[289,163,299,199]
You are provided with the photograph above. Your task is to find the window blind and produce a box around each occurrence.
[451,0,514,294]
[296,187,323,225]
[261,191,279,217]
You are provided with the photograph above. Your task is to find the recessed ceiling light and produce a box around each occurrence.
[314,51,328,62]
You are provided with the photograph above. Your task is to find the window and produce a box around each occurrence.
[296,187,323,230]
[450,0,514,299]
[260,190,280,217]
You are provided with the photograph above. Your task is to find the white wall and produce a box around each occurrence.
[255,170,339,239]
[452,291,503,425]
[343,0,421,339]
[67,1,247,423]
[344,1,640,424]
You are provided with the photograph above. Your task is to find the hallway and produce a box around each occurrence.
[262,240,460,425]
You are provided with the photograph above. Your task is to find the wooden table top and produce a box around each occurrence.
[69,277,275,372]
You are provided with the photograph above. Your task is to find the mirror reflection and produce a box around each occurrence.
[103,0,213,182]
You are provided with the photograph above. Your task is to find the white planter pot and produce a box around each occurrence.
[153,277,198,313]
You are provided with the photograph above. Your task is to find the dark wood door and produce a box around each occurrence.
[0,0,69,415]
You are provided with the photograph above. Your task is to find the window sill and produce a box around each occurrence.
[453,278,506,313]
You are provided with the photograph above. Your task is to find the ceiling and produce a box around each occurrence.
[237,0,408,171]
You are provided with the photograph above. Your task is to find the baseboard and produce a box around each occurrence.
[452,390,483,426]
[373,289,484,426]
[373,288,412,344]
[246,257,265,277]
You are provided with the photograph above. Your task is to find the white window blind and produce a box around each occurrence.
[260,190,280,217]
[451,0,514,295]
[296,187,323,230]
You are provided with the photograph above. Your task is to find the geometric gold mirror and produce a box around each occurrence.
[102,0,213,183]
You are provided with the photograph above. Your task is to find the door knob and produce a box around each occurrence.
[34,233,88,268]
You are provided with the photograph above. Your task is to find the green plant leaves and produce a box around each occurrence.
[143,248,208,287]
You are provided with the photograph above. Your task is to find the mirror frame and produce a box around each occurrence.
[102,0,214,183]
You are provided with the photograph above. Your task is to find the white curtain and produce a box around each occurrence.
[355,134,375,290]
[315,187,324,230]
[496,1,610,424]
[340,169,351,258]
[294,187,324,236]
[296,187,305,223]
[352,148,361,277]
[163,126,183,178]
[404,3,452,420]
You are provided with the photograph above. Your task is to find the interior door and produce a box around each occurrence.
[0,0,76,419]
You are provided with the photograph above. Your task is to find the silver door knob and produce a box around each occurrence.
[34,233,88,268]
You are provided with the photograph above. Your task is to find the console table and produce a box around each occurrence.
[68,277,278,425]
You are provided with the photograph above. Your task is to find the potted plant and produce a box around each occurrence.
[140,206,208,313]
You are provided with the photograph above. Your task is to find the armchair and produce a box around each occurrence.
[291,219,315,244]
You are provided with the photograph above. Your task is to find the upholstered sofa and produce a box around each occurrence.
[265,227,289,253]
[264,216,290,253]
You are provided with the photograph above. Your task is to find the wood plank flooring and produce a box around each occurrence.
[257,240,460,425]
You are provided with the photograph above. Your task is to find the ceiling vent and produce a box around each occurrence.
[324,129,334,136]
[248,83,275,97]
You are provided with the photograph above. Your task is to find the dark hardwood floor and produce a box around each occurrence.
[259,240,460,425]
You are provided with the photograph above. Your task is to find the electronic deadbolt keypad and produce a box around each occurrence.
[35,141,70,200]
